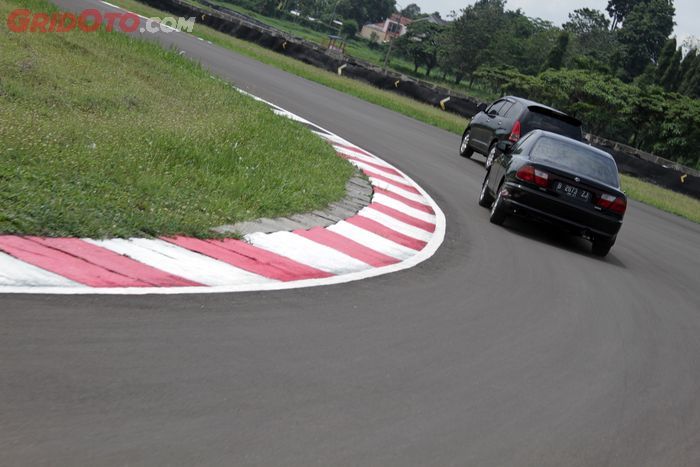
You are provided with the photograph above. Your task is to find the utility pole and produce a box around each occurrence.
[328,0,341,28]
[383,7,403,73]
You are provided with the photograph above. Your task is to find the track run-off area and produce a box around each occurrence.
[2,0,700,465]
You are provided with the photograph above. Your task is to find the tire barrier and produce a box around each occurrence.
[139,0,700,200]
[140,0,482,117]
[587,135,700,199]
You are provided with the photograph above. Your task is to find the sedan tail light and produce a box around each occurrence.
[508,120,521,142]
[516,165,549,188]
[596,193,627,215]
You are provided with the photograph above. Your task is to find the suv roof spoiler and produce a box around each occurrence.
[528,105,582,127]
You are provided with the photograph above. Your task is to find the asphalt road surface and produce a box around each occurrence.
[3,1,700,465]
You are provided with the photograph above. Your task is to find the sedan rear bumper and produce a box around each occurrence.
[501,182,623,239]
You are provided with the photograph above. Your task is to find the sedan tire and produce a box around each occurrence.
[478,171,494,208]
[591,237,615,257]
[489,183,508,225]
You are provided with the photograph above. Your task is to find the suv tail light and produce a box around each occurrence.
[509,120,521,142]
[596,193,627,215]
[515,165,549,187]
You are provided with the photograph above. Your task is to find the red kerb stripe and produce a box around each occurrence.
[368,203,436,233]
[362,170,420,194]
[345,216,427,251]
[373,187,433,214]
[333,143,372,157]
[164,236,332,281]
[32,237,201,287]
[295,227,399,268]
[339,154,401,176]
[0,236,167,287]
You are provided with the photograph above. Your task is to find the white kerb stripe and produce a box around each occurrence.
[333,146,394,167]
[87,238,276,286]
[245,231,371,275]
[0,252,84,288]
[334,149,389,169]
[359,207,433,242]
[326,222,415,260]
[351,161,410,184]
[314,131,352,146]
[272,108,312,124]
[367,179,430,205]
[372,193,437,223]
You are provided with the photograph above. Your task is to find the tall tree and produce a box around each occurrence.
[335,0,395,26]
[364,0,396,23]
[682,36,700,52]
[617,0,675,79]
[488,13,559,75]
[396,20,443,76]
[655,38,677,83]
[679,54,700,98]
[542,31,570,71]
[438,0,506,84]
[678,49,698,94]
[564,8,613,65]
[400,3,421,19]
[660,48,683,91]
[606,0,644,29]
[341,19,358,37]
[564,8,610,36]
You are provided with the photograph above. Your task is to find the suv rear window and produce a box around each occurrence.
[488,100,507,115]
[531,137,619,187]
[523,108,582,140]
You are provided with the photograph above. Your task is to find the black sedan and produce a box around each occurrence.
[478,130,626,257]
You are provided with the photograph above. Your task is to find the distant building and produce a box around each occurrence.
[359,14,413,43]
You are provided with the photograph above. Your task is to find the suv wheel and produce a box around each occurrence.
[460,130,474,158]
[485,143,498,170]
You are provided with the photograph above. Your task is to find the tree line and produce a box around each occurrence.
[398,0,700,168]
[228,0,700,168]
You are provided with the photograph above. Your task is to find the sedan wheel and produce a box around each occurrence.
[478,171,494,207]
[489,183,508,225]
[460,130,474,158]
[591,237,615,257]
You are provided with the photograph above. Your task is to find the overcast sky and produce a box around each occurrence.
[410,0,697,41]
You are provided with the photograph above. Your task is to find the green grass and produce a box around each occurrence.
[620,175,700,224]
[0,0,353,238]
[109,0,468,135]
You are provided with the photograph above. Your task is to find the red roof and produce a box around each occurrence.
[389,14,413,26]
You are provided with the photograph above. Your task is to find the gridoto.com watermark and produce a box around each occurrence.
[6,9,195,33]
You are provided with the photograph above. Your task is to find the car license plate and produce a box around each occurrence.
[555,181,591,202]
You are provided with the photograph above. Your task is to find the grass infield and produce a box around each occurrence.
[0,0,353,238]
[108,0,468,136]
[621,175,700,224]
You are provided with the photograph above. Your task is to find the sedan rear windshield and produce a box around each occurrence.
[531,137,620,187]
[523,110,582,140]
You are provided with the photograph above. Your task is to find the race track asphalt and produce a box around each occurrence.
[2,1,700,465]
